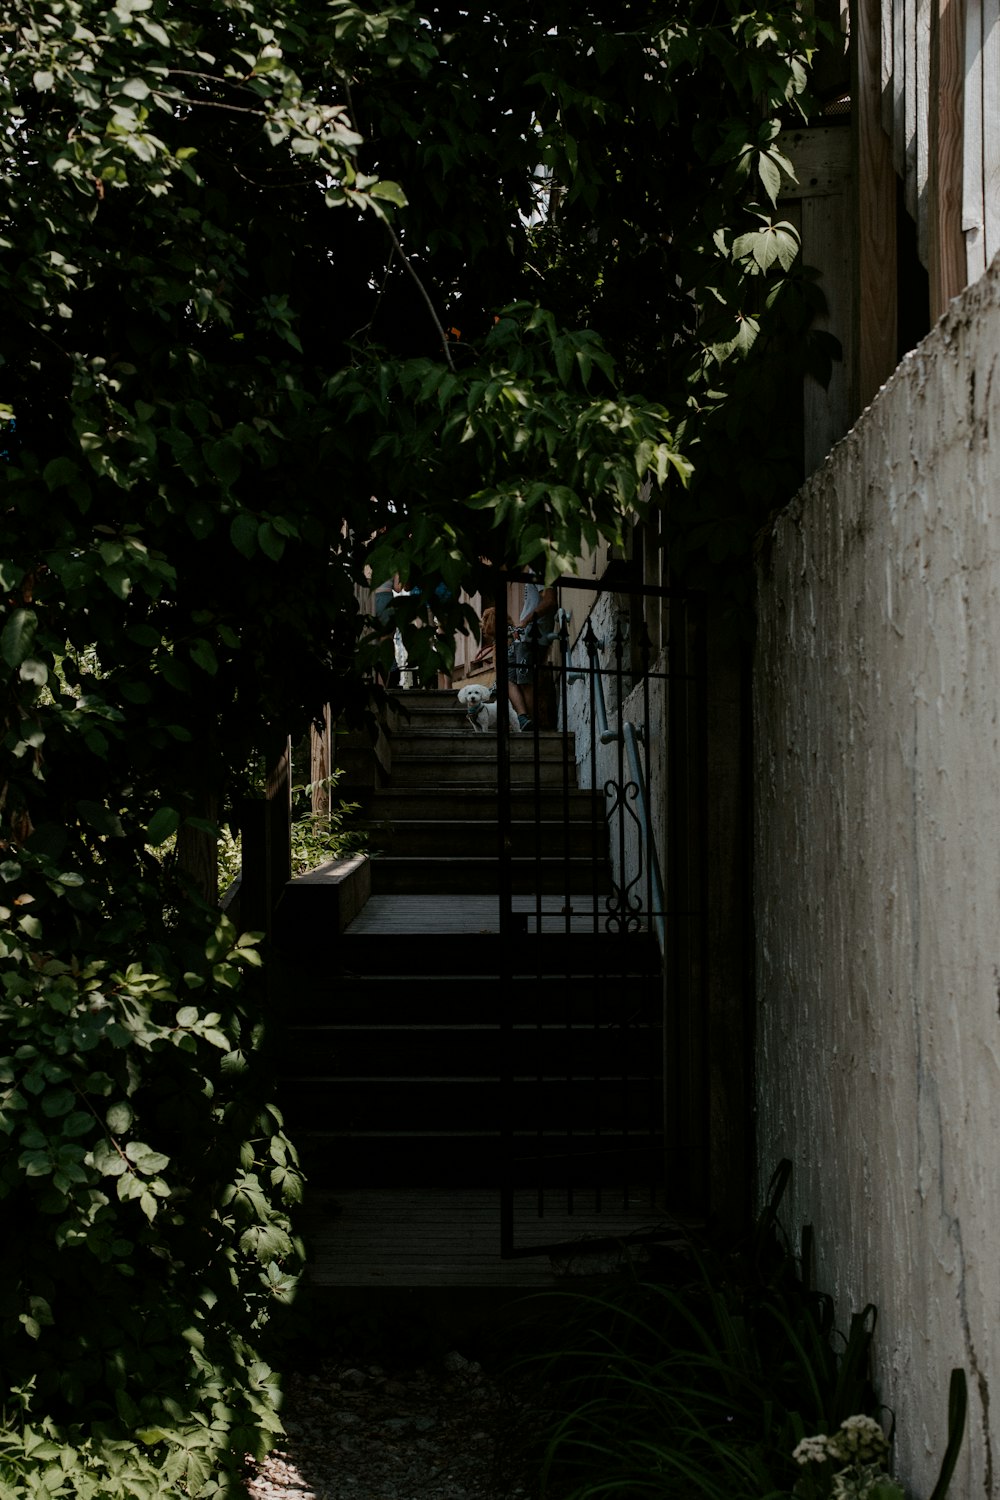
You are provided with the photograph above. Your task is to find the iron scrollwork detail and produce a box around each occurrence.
[603,776,645,934]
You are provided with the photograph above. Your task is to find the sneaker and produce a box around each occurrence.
[517,713,533,731]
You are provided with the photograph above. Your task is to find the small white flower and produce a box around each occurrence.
[793,1433,834,1465]
[831,1414,890,1464]
[831,1461,902,1499]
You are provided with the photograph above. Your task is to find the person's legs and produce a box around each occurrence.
[507,641,532,727]
[508,678,529,717]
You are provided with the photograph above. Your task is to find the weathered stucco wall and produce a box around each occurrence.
[755,257,1000,1497]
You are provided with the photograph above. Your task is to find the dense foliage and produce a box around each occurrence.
[343,0,835,599]
[1,0,824,1489]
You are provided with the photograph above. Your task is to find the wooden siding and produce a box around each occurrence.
[858,0,899,403]
[879,0,997,307]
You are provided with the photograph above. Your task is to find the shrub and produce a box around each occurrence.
[0,856,303,1497]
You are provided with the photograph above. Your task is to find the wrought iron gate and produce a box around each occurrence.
[494,574,707,1259]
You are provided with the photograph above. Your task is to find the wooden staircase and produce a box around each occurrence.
[361,689,610,895]
[273,689,666,1192]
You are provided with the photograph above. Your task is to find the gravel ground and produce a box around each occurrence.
[245,1351,538,1500]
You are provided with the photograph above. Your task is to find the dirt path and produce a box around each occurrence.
[245,1350,536,1500]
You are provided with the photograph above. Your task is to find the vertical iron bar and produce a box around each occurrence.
[664,594,686,1197]
[558,611,574,1215]
[528,618,543,944]
[640,625,656,1205]
[586,622,601,940]
[613,622,629,1207]
[560,612,572,941]
[585,619,602,1212]
[497,578,515,1258]
[641,627,653,935]
[694,595,711,1209]
[525,615,545,1220]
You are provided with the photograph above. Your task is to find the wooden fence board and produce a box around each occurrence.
[964,0,987,276]
[905,0,920,222]
[929,0,970,315]
[883,0,897,133]
[894,0,909,174]
[916,0,933,261]
[983,0,1000,260]
[856,0,899,404]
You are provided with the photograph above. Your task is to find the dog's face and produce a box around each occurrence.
[458,684,490,709]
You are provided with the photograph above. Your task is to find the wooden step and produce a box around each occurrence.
[285,1077,661,1133]
[390,713,503,738]
[271,969,661,1027]
[361,787,602,822]
[368,854,610,896]
[387,757,577,787]
[327,930,662,976]
[288,1131,665,1188]
[388,688,463,707]
[275,1020,660,1077]
[388,711,560,739]
[392,729,572,755]
[360,819,602,859]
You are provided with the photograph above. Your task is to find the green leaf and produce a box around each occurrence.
[206,439,242,486]
[189,637,218,675]
[19,1149,53,1177]
[1,609,37,668]
[19,658,48,686]
[369,179,408,207]
[126,623,161,647]
[774,224,800,271]
[230,513,258,558]
[186,502,215,540]
[41,1089,75,1119]
[125,1140,170,1173]
[146,806,180,846]
[257,522,285,562]
[758,150,782,205]
[43,457,80,492]
[136,1428,169,1445]
[158,654,192,693]
[733,314,760,355]
[77,801,124,837]
[105,1101,133,1134]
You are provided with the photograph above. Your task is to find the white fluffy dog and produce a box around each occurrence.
[457,682,521,733]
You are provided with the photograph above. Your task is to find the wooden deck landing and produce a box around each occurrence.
[344,894,621,936]
[303,1187,683,1288]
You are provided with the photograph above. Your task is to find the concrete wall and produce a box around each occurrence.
[754,257,1000,1496]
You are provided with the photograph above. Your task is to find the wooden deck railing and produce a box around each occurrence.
[232,739,292,937]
